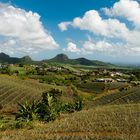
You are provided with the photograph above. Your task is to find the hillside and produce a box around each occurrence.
[0,104,139,140]
[0,75,49,107]
[0,75,89,108]
[1,74,139,108]
[93,86,140,106]
[0,53,20,64]
[44,53,113,67]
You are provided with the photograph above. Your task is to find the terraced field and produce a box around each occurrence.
[1,74,139,109]
[0,75,89,108]
[93,86,140,106]
[0,75,57,107]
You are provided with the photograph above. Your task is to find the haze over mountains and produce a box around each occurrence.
[0,52,112,67]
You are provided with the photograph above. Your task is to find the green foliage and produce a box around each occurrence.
[16,88,84,123]
[16,89,62,122]
[74,97,83,111]
[60,103,75,113]
[60,98,83,113]
[131,70,140,80]
[16,101,38,121]
[36,89,62,122]
[130,81,140,86]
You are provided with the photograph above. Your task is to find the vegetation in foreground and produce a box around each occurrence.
[0,104,139,140]
[0,61,140,140]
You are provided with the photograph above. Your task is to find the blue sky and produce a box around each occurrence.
[0,0,140,63]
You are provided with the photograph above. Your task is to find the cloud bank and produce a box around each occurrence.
[59,0,140,56]
[0,3,59,55]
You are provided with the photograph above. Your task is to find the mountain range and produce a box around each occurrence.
[0,52,113,67]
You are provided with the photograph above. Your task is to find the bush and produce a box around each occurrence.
[16,101,38,121]
[36,97,59,121]
[16,89,62,122]
[16,88,84,123]
[59,97,83,113]
[74,97,83,111]
[60,103,75,113]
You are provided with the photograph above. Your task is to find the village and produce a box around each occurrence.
[0,63,132,84]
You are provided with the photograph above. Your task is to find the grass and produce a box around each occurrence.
[77,81,128,94]
[0,75,91,110]
[0,75,47,107]
[93,86,140,106]
[0,73,139,140]
[0,104,139,140]
[0,75,66,107]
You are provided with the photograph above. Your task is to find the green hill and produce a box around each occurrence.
[44,53,113,67]
[0,53,33,64]
[0,53,20,64]
[0,52,114,67]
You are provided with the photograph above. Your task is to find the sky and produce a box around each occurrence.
[0,0,140,64]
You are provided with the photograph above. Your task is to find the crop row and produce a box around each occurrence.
[93,87,140,105]
[0,75,49,106]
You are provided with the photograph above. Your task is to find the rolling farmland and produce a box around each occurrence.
[1,74,139,108]
[93,86,140,106]
[77,81,128,94]
[0,75,54,107]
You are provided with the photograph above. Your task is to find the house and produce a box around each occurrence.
[117,79,128,82]
[95,78,115,83]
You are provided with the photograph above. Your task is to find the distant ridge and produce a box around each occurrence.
[0,52,113,67]
[44,53,113,67]
[0,52,32,64]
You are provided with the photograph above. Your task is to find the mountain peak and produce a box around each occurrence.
[0,52,10,59]
[53,53,69,61]
[21,56,32,62]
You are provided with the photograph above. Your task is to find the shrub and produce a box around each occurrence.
[60,103,75,113]
[74,97,83,111]
[59,97,83,113]
[16,101,38,121]
[16,88,84,123]
[16,89,62,122]
[36,92,60,122]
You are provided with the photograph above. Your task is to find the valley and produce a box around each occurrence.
[0,53,140,140]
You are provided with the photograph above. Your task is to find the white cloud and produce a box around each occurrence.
[58,0,140,56]
[59,10,129,38]
[103,0,140,28]
[58,22,71,31]
[0,3,59,55]
[63,42,81,53]
[82,39,131,56]
[0,39,17,55]
[83,40,113,52]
